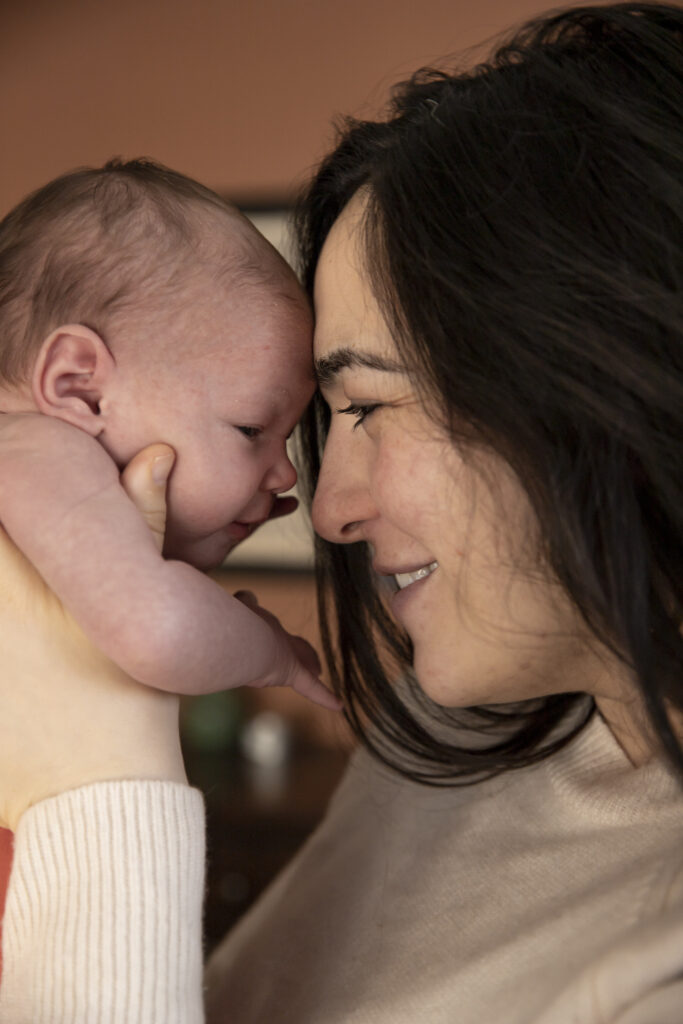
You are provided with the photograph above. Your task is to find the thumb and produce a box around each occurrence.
[120,443,175,554]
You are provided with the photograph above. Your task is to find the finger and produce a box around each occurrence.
[290,635,323,677]
[268,495,299,521]
[291,671,342,711]
[120,444,175,553]
[234,589,259,609]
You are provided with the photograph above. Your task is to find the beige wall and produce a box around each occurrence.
[2,0,559,213]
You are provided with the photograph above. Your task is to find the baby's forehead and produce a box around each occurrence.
[167,266,309,335]
[118,210,311,368]
[177,211,307,310]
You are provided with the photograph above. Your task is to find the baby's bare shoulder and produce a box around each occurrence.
[0,413,117,488]
[0,411,79,444]
[0,412,103,456]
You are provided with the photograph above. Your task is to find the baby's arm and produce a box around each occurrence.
[0,413,337,708]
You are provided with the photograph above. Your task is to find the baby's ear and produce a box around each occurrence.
[32,324,116,436]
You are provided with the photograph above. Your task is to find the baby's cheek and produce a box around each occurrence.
[166,450,220,518]
[164,478,209,532]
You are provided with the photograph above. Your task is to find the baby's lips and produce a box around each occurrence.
[227,513,273,541]
[226,521,253,542]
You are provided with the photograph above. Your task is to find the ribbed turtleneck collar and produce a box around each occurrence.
[545,711,683,825]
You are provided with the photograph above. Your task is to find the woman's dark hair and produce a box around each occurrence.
[295,3,683,783]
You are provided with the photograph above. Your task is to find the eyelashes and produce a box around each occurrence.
[236,425,263,439]
[336,402,381,428]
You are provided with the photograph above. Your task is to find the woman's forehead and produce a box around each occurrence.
[313,198,397,362]
[315,192,368,285]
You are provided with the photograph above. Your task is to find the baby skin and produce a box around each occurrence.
[0,161,338,711]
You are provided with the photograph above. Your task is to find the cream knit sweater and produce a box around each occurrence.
[1,714,682,1023]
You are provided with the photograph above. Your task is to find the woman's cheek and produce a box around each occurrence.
[371,437,419,513]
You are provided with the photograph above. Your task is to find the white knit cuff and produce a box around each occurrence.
[0,781,206,1024]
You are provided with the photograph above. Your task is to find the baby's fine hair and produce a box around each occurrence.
[0,159,249,383]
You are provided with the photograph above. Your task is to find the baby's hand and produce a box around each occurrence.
[234,590,341,711]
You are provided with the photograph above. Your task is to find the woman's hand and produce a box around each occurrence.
[0,444,186,832]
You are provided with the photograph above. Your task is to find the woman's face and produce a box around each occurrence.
[311,193,607,708]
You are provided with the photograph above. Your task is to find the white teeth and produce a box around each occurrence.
[394,561,438,590]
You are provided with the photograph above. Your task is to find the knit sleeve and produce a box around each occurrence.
[0,780,206,1024]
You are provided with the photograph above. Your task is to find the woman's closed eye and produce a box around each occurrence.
[337,402,381,429]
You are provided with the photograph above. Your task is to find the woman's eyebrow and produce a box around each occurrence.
[314,347,405,387]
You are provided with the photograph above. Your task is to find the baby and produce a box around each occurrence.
[0,158,338,710]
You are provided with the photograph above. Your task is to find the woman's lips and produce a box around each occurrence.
[390,562,438,618]
[394,561,439,589]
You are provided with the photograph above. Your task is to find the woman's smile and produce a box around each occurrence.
[390,561,440,622]
[393,561,439,590]
[311,190,630,713]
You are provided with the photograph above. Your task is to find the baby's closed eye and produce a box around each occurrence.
[236,425,263,440]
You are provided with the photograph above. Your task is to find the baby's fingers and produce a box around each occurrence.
[234,591,340,710]
[292,669,342,711]
[268,495,298,521]
[120,444,175,553]
[289,638,340,710]
[289,634,323,678]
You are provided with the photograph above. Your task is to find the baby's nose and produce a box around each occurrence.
[263,451,297,494]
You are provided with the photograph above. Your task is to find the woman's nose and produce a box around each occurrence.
[311,428,375,543]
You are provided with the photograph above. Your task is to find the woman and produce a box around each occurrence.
[1,3,682,1022]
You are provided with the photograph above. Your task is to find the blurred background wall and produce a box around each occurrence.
[2,0,556,212]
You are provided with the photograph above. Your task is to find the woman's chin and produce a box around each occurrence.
[411,644,494,709]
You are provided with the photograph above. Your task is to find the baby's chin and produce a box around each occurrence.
[163,533,235,572]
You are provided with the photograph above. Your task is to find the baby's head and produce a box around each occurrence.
[0,159,314,568]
